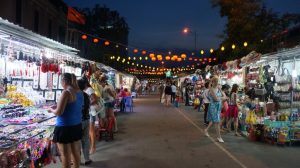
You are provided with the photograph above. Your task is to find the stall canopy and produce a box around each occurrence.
[0,17,78,56]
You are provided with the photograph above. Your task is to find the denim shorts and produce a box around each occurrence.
[105,102,115,108]
[90,115,96,123]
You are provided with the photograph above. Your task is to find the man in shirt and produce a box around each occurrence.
[171,82,177,103]
[201,82,210,125]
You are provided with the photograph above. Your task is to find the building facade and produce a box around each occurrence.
[0,0,68,44]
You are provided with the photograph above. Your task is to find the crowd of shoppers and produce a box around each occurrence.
[157,75,242,143]
[47,68,119,167]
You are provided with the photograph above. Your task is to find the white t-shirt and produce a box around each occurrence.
[202,89,210,104]
[84,87,95,96]
[171,85,177,93]
[102,85,115,103]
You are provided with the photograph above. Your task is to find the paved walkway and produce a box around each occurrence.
[49,95,300,168]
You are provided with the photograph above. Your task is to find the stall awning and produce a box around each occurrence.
[0,17,78,55]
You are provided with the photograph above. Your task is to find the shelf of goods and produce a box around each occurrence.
[241,72,300,146]
[0,99,56,167]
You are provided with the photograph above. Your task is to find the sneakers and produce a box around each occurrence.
[217,137,224,143]
[204,130,210,137]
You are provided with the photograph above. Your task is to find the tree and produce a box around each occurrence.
[77,5,129,71]
[211,0,300,62]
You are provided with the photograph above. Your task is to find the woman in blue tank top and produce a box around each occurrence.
[48,73,83,168]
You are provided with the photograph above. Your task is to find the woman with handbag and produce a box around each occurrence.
[204,76,227,143]
[226,84,240,136]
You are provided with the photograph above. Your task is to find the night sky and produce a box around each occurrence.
[64,0,300,51]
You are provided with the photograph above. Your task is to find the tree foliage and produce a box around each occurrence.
[211,0,300,62]
[76,5,129,70]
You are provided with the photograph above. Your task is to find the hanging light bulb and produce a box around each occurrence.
[221,46,225,51]
[244,42,248,47]
[232,44,236,49]
[201,50,204,55]
[210,48,214,53]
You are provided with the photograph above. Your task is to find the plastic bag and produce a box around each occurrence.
[194,98,200,106]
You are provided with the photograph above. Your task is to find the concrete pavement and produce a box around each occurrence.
[48,95,300,168]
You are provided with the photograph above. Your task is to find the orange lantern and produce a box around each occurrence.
[181,54,187,59]
[149,53,155,58]
[81,34,88,40]
[213,58,217,61]
[177,58,182,62]
[158,57,162,61]
[173,55,178,59]
[157,54,162,58]
[134,49,139,53]
[199,59,202,62]
[104,41,110,46]
[151,57,156,61]
[165,56,171,60]
[171,57,176,61]
[188,58,193,61]
[194,58,198,61]
[93,38,99,43]
[142,50,147,55]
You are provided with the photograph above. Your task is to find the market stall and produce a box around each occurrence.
[205,49,300,145]
[0,17,92,167]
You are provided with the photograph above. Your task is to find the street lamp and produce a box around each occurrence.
[182,27,197,51]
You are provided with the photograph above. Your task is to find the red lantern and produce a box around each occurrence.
[194,58,198,61]
[104,41,110,46]
[81,34,88,40]
[134,49,139,53]
[142,50,147,55]
[93,38,99,43]
[213,58,217,61]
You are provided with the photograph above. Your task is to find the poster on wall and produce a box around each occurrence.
[58,75,63,89]
[52,73,59,89]
[23,80,33,87]
[33,75,39,89]
[56,90,62,102]
[45,91,55,101]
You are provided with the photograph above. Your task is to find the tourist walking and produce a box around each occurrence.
[171,82,177,103]
[164,81,172,106]
[204,76,227,143]
[201,82,210,125]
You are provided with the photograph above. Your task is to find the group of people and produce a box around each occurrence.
[47,68,118,168]
[161,81,177,106]
[201,76,240,143]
